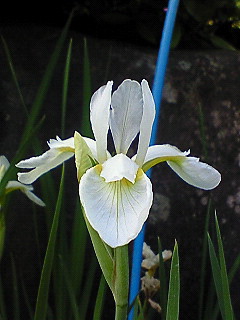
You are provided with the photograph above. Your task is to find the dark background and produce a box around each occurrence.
[1,0,240,50]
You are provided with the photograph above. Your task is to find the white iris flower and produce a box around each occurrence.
[0,155,45,207]
[16,79,221,248]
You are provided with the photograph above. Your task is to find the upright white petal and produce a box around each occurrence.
[135,79,155,167]
[167,157,221,190]
[90,81,113,163]
[79,166,153,248]
[110,79,143,154]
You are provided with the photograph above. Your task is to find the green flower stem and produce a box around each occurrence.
[113,245,129,320]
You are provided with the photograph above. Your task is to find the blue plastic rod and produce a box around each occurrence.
[128,1,180,319]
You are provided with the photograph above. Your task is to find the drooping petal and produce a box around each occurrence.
[138,144,190,172]
[138,144,221,190]
[167,156,221,190]
[6,181,45,206]
[0,156,10,181]
[110,79,143,154]
[135,79,156,167]
[16,137,75,169]
[100,153,139,184]
[90,81,113,163]
[16,149,74,184]
[79,165,153,248]
[16,136,75,184]
[48,136,74,149]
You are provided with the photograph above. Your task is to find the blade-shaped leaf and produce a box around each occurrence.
[166,241,180,320]
[34,166,65,320]
[93,275,107,320]
[215,214,234,320]
[207,233,225,319]
[158,237,168,320]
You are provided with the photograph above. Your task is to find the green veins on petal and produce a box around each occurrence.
[79,165,153,248]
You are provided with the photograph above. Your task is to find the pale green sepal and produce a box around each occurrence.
[74,131,95,181]
[81,205,114,293]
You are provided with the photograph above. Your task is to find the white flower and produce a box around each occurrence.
[16,79,221,248]
[0,156,45,207]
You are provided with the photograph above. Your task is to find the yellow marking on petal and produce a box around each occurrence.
[58,147,75,153]
[142,156,185,172]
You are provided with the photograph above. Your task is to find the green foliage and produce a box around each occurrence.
[166,242,180,320]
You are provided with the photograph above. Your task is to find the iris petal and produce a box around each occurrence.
[110,79,143,154]
[90,81,113,163]
[135,79,156,167]
[138,144,221,190]
[167,157,221,190]
[6,181,45,206]
[79,165,153,248]
[17,150,74,184]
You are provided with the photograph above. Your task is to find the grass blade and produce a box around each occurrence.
[158,237,168,320]
[10,255,20,320]
[78,255,98,319]
[61,38,72,136]
[207,233,225,318]
[1,36,28,114]
[70,200,88,295]
[59,256,81,320]
[93,275,107,320]
[0,13,73,197]
[215,214,234,320]
[34,165,65,320]
[198,198,212,320]
[81,38,93,138]
[166,241,180,320]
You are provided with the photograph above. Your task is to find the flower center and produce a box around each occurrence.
[100,153,139,183]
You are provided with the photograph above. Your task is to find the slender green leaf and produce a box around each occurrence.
[166,241,180,320]
[215,214,234,320]
[59,255,81,320]
[78,254,98,319]
[61,38,72,136]
[93,275,107,320]
[70,199,88,295]
[207,233,225,319]
[158,237,168,320]
[0,12,73,197]
[81,38,93,138]
[10,255,20,320]
[20,273,34,319]
[210,35,237,51]
[34,166,65,320]
[198,198,212,320]
[1,36,28,114]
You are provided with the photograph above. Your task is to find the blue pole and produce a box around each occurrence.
[128,1,180,318]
